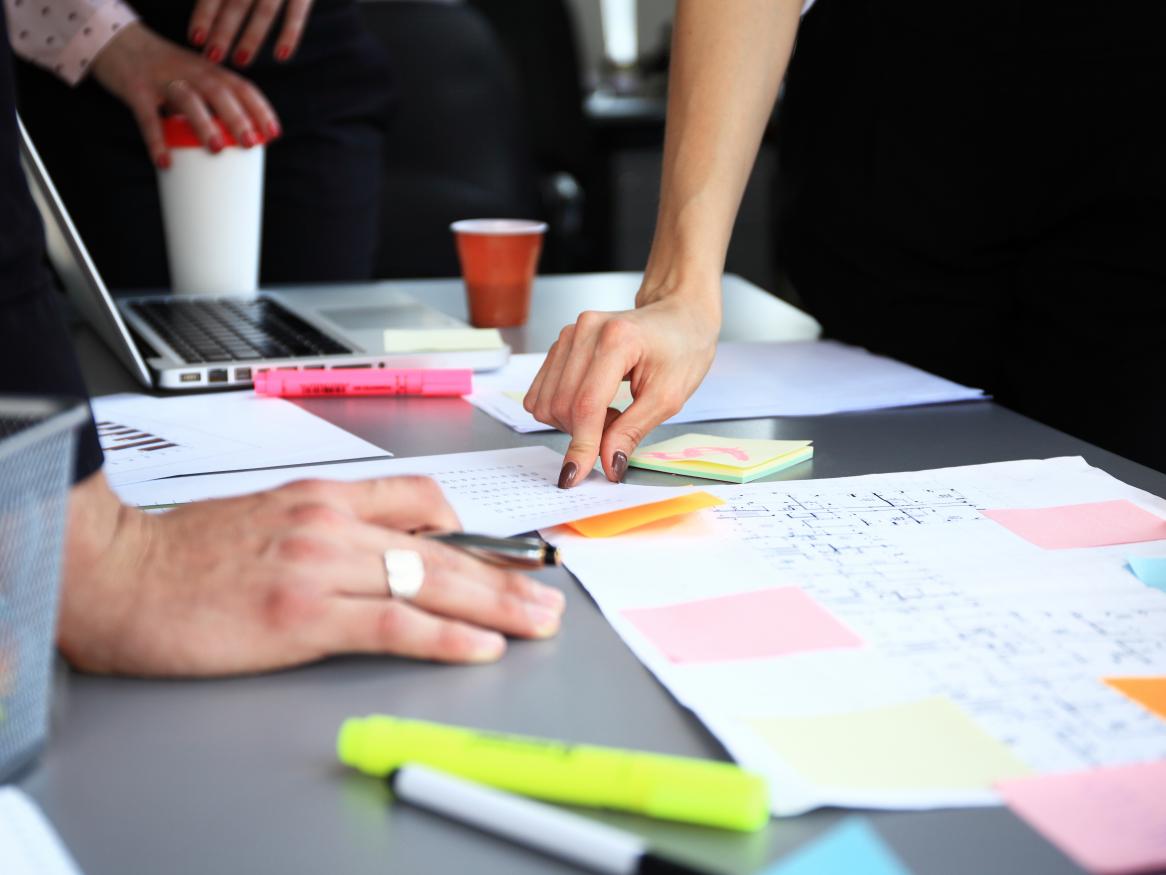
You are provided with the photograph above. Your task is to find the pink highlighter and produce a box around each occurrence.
[253,369,473,398]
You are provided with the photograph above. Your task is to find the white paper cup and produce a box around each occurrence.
[157,116,264,297]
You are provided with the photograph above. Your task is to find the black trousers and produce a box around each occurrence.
[776,1,1166,472]
[14,0,392,290]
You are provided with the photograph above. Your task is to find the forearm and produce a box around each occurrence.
[639,0,801,311]
[4,0,138,85]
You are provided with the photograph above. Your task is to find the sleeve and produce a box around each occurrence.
[0,281,105,483]
[4,0,138,85]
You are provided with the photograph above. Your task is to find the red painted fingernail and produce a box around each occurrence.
[275,44,291,62]
[155,152,171,170]
[233,48,250,66]
[206,45,224,63]
[266,120,282,140]
[241,130,258,148]
[190,27,207,46]
[209,135,224,154]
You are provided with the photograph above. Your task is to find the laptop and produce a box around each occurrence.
[17,118,510,391]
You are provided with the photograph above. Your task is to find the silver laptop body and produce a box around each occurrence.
[18,119,510,391]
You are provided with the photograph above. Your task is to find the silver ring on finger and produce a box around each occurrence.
[164,78,190,99]
[383,549,425,601]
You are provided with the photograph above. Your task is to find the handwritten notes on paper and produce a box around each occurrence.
[622,587,862,664]
[981,500,1166,549]
[1104,677,1166,722]
[1128,556,1166,592]
[997,761,1166,875]
[629,434,813,483]
[565,491,723,538]
[750,698,1031,792]
[761,819,912,875]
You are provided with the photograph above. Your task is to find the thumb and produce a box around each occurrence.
[600,394,676,483]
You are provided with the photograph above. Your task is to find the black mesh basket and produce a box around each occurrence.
[0,396,86,783]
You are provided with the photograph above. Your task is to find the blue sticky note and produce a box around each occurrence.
[761,819,912,875]
[1128,556,1166,592]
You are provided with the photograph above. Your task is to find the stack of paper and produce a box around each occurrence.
[629,434,812,483]
[113,446,708,538]
[541,456,1166,821]
[467,340,987,433]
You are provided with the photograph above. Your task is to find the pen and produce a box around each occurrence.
[388,764,714,875]
[426,532,560,568]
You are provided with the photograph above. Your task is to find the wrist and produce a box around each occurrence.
[59,471,156,671]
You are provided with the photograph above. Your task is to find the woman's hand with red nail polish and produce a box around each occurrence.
[90,22,281,167]
[187,0,315,68]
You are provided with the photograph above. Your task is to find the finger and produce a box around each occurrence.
[201,77,260,147]
[205,0,252,63]
[323,598,507,664]
[529,328,576,432]
[231,0,282,66]
[599,386,683,481]
[274,0,313,61]
[231,77,281,140]
[560,330,637,486]
[128,92,170,169]
[165,80,224,152]
[188,0,226,46]
[276,476,462,533]
[321,522,566,619]
[522,346,553,413]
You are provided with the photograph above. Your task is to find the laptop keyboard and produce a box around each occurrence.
[127,298,353,363]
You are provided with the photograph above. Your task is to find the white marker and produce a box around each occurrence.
[388,764,713,875]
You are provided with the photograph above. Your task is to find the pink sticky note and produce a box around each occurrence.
[997,761,1166,875]
[981,500,1166,550]
[622,587,862,664]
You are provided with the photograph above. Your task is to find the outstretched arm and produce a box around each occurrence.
[525,0,802,487]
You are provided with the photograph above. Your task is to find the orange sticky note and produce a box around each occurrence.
[1104,677,1166,722]
[565,491,724,538]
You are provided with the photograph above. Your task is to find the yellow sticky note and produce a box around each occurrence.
[566,491,724,538]
[750,697,1031,791]
[630,434,813,483]
[1105,677,1166,721]
[383,328,505,353]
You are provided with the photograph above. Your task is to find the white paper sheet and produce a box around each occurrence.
[0,789,85,875]
[542,457,1166,815]
[93,391,390,488]
[115,446,694,537]
[467,340,987,433]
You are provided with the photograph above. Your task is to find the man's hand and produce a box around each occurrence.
[187,0,315,67]
[59,472,565,677]
[523,287,720,487]
[91,22,280,169]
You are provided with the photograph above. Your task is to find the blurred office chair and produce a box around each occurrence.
[359,0,542,278]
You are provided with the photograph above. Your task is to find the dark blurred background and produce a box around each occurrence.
[360,0,782,298]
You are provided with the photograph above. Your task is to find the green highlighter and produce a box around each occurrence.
[337,715,769,832]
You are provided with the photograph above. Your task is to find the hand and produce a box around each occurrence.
[59,473,565,677]
[90,22,280,169]
[188,0,315,67]
[523,285,720,487]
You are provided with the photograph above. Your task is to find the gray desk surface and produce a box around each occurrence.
[29,273,1160,875]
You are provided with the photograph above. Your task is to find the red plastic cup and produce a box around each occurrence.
[451,219,547,328]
